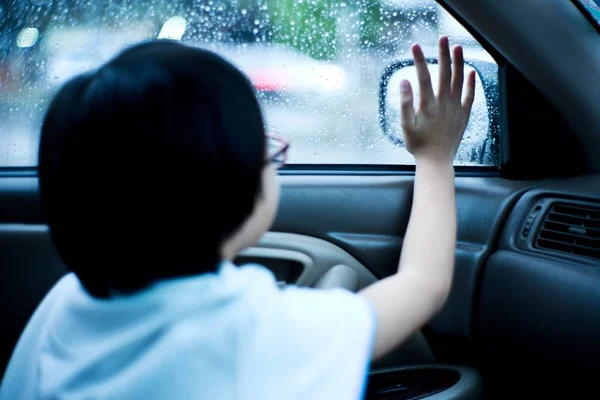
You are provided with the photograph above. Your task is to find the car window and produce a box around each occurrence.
[0,0,498,167]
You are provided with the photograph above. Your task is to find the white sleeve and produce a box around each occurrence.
[238,282,377,400]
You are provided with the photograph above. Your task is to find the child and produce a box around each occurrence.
[0,36,474,399]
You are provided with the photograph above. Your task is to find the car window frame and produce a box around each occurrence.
[571,0,600,32]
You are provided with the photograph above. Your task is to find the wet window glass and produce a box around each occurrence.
[0,0,498,167]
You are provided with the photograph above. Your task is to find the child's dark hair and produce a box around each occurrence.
[38,40,266,298]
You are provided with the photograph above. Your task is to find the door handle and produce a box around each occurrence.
[236,247,311,284]
[313,264,359,292]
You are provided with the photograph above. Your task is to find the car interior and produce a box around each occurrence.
[2,0,600,398]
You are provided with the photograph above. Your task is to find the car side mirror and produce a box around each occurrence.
[379,57,499,166]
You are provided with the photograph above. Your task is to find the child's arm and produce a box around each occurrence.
[359,36,476,360]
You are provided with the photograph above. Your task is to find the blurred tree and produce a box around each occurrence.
[358,0,383,48]
[263,0,384,60]
[265,0,338,61]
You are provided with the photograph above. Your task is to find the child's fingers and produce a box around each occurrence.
[412,44,434,109]
[400,79,415,130]
[437,36,451,99]
[462,70,476,113]
[450,45,464,101]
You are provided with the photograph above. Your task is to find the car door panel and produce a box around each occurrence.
[0,174,538,378]
[0,177,42,223]
[273,174,537,343]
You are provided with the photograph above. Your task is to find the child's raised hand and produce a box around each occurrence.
[400,36,476,165]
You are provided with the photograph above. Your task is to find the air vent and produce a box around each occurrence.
[535,203,600,260]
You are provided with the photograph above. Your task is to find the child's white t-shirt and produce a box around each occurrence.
[0,261,376,399]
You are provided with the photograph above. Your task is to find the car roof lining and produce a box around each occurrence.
[442,0,600,173]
